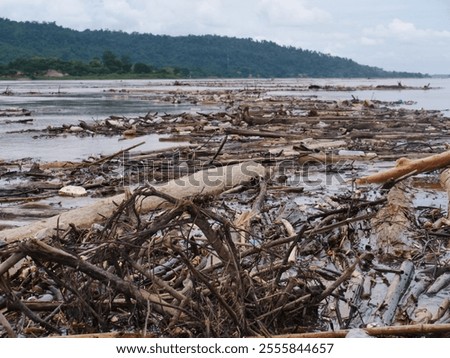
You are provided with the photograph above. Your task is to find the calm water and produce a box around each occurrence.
[0,79,197,161]
[0,78,449,162]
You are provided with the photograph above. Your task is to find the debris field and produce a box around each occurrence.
[1,80,450,338]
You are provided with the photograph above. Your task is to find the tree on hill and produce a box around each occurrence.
[0,17,426,78]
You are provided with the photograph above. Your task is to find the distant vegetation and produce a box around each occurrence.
[0,51,190,79]
[0,18,426,79]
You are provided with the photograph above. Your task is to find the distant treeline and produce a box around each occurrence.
[0,18,427,78]
[0,51,191,79]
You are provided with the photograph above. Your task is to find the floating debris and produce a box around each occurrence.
[0,107,31,117]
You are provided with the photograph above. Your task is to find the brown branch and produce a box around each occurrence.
[75,141,146,168]
[0,252,25,277]
[316,253,370,302]
[18,239,179,317]
[206,134,228,165]
[0,311,16,338]
[173,247,248,335]
[0,276,61,334]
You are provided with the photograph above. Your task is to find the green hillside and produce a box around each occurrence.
[0,18,425,78]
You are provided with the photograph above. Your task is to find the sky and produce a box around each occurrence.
[1,0,449,74]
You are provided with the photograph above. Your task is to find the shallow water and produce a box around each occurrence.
[1,78,449,162]
[0,80,197,161]
[267,77,450,112]
[0,132,184,162]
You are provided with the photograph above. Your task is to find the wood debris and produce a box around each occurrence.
[1,80,450,338]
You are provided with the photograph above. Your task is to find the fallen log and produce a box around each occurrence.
[53,332,155,338]
[0,161,265,244]
[271,323,450,338]
[225,127,305,139]
[440,168,450,219]
[380,260,415,325]
[356,150,450,185]
[371,182,420,258]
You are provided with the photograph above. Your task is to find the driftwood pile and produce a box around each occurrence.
[1,80,450,337]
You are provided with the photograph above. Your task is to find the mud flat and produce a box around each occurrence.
[1,79,450,338]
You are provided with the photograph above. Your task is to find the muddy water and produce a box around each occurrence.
[266,77,450,112]
[0,80,199,162]
[0,132,186,162]
[1,78,449,162]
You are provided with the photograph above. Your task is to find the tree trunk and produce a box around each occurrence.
[0,161,265,244]
[356,150,450,185]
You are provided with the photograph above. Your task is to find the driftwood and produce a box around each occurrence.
[18,239,179,317]
[0,311,16,338]
[1,79,450,338]
[0,161,265,244]
[52,322,450,338]
[440,168,450,218]
[273,323,450,338]
[371,182,420,258]
[75,141,146,168]
[225,127,305,139]
[0,181,381,337]
[380,260,415,325]
[234,178,267,244]
[356,150,450,184]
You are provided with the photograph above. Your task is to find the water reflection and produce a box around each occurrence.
[0,132,184,162]
[1,78,449,162]
[0,80,194,161]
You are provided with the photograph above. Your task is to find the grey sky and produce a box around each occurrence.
[1,0,449,74]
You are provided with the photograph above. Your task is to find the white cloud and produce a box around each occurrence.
[257,0,331,27]
[360,37,384,46]
[364,18,450,41]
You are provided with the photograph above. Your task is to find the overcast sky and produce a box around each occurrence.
[1,0,449,74]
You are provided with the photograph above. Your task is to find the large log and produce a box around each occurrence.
[0,161,265,244]
[271,323,450,338]
[371,181,420,259]
[440,168,450,219]
[356,150,450,185]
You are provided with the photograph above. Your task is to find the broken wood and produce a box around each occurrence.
[440,168,450,219]
[381,260,415,325]
[371,182,420,258]
[356,150,450,185]
[272,323,450,338]
[234,178,267,244]
[225,127,305,139]
[0,161,265,243]
[0,311,16,338]
[19,239,179,317]
[1,79,450,338]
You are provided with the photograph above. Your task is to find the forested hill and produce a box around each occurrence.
[0,18,424,78]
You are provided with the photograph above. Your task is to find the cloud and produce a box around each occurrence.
[257,0,331,27]
[348,17,450,73]
[90,0,238,34]
[0,0,95,29]
[360,37,383,46]
[364,18,450,42]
